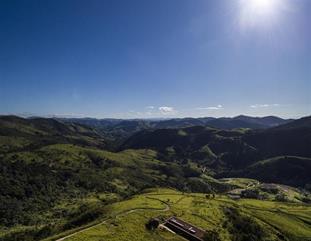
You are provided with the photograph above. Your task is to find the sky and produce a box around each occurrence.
[0,0,310,119]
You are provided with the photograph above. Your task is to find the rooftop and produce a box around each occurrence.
[164,216,206,241]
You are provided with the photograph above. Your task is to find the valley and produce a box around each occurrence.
[2,0,310,240]
[0,115,310,241]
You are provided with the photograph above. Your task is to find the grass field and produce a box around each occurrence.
[49,188,311,241]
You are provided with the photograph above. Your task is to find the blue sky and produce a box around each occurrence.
[0,0,310,118]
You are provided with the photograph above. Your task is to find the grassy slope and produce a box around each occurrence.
[242,156,311,187]
[50,188,311,241]
[1,116,310,240]
[0,143,234,241]
[121,122,311,189]
[0,116,107,153]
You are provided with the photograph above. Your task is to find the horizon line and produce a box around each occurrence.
[1,113,309,120]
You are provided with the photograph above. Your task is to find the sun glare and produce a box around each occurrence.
[246,0,279,15]
[238,0,287,30]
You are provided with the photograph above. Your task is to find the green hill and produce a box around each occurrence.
[0,144,213,240]
[0,117,235,240]
[237,156,311,188]
[121,126,258,168]
[45,189,311,241]
[0,116,107,153]
[0,116,310,241]
[119,117,311,192]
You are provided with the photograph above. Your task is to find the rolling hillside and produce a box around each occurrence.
[237,156,311,187]
[0,116,234,241]
[47,189,311,241]
[0,116,107,153]
[121,117,311,187]
[0,115,310,241]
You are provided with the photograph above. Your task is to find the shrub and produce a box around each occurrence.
[203,230,221,241]
[145,218,160,231]
[224,208,266,241]
[241,189,260,199]
[275,193,288,202]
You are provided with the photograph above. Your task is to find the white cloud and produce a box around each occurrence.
[196,105,223,110]
[159,106,176,115]
[250,104,280,108]
[146,106,155,110]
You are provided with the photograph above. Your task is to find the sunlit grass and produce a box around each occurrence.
[58,189,311,241]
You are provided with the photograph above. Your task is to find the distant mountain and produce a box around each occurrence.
[153,117,207,129]
[0,115,235,240]
[205,115,292,129]
[0,115,107,152]
[121,116,311,187]
[272,115,311,130]
[122,116,311,161]
[206,118,265,129]
[244,117,311,158]
[121,126,259,169]
[234,115,292,127]
[0,115,310,241]
[61,117,123,128]
[60,115,293,141]
[238,156,311,187]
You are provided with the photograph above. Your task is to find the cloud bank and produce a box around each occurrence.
[250,104,280,108]
[196,105,223,110]
[159,106,176,115]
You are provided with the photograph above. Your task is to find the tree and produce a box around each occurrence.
[275,192,288,202]
[203,230,221,241]
[145,218,160,231]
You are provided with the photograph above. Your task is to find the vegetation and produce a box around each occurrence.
[223,208,268,241]
[62,115,292,141]
[0,115,310,240]
[121,117,311,189]
[203,230,221,241]
[46,189,311,241]
[0,117,232,240]
[239,156,311,189]
[145,218,160,230]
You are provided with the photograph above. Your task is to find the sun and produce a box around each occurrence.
[244,0,281,16]
[238,0,286,29]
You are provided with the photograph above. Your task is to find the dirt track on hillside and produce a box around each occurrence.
[55,197,170,241]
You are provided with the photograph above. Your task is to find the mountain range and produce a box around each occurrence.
[0,114,310,241]
[60,115,293,141]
